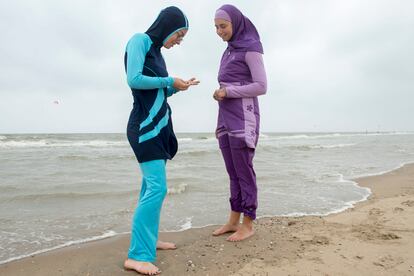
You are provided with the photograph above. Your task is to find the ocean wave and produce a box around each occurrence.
[259,143,356,151]
[178,137,216,143]
[277,134,322,140]
[0,140,128,148]
[262,132,414,141]
[178,148,218,156]
[0,136,217,149]
[2,190,137,203]
[197,136,213,140]
[316,173,343,182]
[58,154,134,161]
[178,217,193,231]
[309,143,357,149]
[257,186,371,219]
[65,141,127,147]
[260,133,339,140]
[0,185,21,192]
[351,161,414,179]
[177,138,193,142]
[0,230,120,265]
[0,140,49,148]
[57,155,92,161]
[167,183,188,195]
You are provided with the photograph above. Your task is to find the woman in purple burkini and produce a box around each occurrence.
[212,4,267,242]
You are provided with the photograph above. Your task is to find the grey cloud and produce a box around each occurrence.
[0,0,413,133]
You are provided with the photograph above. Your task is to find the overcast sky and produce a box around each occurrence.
[0,0,413,133]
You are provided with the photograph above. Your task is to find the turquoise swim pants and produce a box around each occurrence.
[128,159,167,262]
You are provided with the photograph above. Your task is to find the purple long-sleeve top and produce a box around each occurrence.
[216,50,267,149]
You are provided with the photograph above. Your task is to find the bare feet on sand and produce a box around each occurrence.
[212,223,239,236]
[156,241,176,250]
[124,259,160,275]
[227,223,255,242]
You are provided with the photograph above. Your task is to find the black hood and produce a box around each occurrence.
[145,6,189,48]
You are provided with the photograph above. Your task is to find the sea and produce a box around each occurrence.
[0,132,413,264]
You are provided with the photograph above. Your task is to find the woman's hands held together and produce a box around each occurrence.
[213,88,227,101]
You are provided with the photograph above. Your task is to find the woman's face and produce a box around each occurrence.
[163,29,188,49]
[215,18,233,41]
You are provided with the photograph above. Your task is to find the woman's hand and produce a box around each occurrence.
[173,78,191,91]
[213,88,227,101]
[186,77,200,86]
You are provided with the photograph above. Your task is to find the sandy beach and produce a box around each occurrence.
[1,163,413,276]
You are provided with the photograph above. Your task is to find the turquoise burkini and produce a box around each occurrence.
[124,6,188,262]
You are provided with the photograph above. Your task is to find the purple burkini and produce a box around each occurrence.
[215,5,267,220]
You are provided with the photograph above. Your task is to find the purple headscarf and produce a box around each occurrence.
[215,4,263,54]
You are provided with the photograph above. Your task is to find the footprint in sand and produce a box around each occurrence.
[401,200,414,207]
[307,236,330,245]
[379,233,401,240]
[353,226,400,241]
[393,207,404,213]
[369,208,385,217]
[373,254,404,269]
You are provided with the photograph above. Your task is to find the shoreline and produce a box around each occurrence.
[1,163,414,275]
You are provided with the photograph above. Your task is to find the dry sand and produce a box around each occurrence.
[1,163,413,276]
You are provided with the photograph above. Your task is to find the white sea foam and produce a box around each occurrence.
[258,188,371,219]
[266,132,414,141]
[273,163,414,219]
[179,217,193,231]
[167,183,188,195]
[0,140,127,148]
[178,138,193,142]
[259,143,357,151]
[310,143,357,149]
[0,140,48,148]
[351,161,414,179]
[178,148,217,155]
[68,141,127,147]
[0,230,120,265]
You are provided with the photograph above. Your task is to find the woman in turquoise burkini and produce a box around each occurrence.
[123,6,199,275]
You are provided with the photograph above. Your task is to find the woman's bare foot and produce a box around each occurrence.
[226,223,254,241]
[156,241,176,250]
[212,223,239,236]
[124,259,161,275]
[227,216,255,242]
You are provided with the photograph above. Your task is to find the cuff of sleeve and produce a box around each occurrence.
[224,86,235,98]
[166,77,174,87]
[170,86,178,95]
